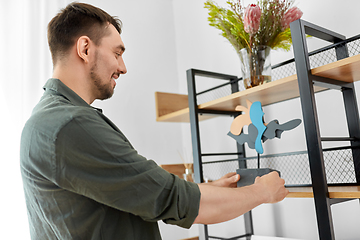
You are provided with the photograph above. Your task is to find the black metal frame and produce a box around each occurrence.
[186,69,253,240]
[290,19,360,240]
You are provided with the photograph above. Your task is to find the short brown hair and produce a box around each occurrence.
[48,2,122,65]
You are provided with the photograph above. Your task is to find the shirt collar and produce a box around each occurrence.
[43,78,102,112]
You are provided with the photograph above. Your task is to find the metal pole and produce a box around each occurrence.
[290,19,335,240]
[186,69,209,240]
[231,78,254,240]
[335,43,360,183]
[187,69,204,184]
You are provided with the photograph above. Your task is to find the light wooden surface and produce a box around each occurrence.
[155,74,325,122]
[287,186,360,198]
[312,53,360,82]
[155,92,188,121]
[155,54,360,122]
[180,237,199,240]
[197,74,326,112]
[160,163,194,180]
[155,92,216,122]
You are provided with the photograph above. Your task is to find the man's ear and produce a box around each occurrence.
[76,36,92,63]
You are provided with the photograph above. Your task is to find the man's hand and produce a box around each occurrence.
[205,172,240,188]
[195,171,288,225]
[254,171,289,203]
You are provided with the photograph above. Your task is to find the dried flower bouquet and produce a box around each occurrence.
[204,0,303,52]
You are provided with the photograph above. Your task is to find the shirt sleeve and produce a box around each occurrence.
[54,111,200,229]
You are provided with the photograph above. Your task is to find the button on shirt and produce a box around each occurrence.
[20,78,200,240]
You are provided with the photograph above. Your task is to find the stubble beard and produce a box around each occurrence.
[90,52,114,100]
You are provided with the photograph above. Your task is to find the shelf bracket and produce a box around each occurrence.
[321,137,359,142]
[311,75,353,90]
[329,198,355,205]
[198,109,240,116]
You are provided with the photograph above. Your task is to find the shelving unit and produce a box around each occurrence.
[155,19,360,240]
[155,53,360,123]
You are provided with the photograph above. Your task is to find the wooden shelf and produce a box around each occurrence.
[287,186,360,198]
[160,165,360,198]
[155,54,360,123]
[155,92,216,122]
[312,53,360,82]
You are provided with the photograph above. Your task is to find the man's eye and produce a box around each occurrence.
[115,53,120,58]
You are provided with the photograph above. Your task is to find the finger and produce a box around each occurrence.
[232,174,240,182]
[223,174,239,185]
[226,174,239,187]
[223,172,237,178]
[280,178,286,185]
[267,171,279,178]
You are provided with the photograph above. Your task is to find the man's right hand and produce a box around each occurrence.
[195,170,289,225]
[254,171,289,203]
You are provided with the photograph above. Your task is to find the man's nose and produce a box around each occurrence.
[118,57,127,74]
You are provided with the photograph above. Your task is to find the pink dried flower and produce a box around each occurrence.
[282,7,303,30]
[244,4,262,35]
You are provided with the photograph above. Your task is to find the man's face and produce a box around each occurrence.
[89,24,127,100]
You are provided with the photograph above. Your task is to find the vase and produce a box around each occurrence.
[183,168,194,182]
[239,45,272,89]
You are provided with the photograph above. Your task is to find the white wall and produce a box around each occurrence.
[2,0,360,239]
[1,1,69,239]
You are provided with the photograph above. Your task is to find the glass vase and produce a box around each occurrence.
[183,168,194,182]
[239,45,272,89]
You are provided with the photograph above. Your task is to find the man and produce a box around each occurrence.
[20,2,288,240]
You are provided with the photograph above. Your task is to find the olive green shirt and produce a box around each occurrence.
[20,78,200,240]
